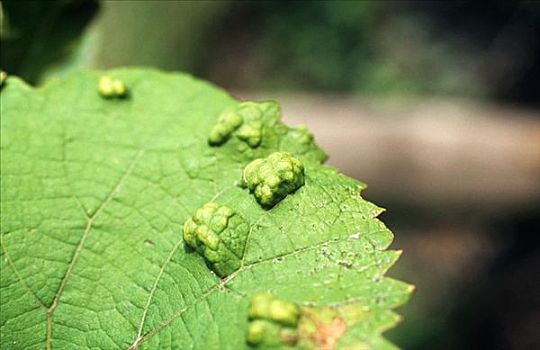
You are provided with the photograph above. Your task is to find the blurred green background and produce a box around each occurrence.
[3,0,540,105]
[2,1,539,349]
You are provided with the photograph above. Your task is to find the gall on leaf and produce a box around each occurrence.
[247,293,300,347]
[183,202,249,277]
[208,101,270,148]
[98,75,127,98]
[242,151,305,209]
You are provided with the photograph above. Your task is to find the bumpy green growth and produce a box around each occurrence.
[249,292,300,326]
[247,293,300,347]
[247,320,271,345]
[98,75,127,98]
[208,110,243,146]
[247,320,289,347]
[288,124,314,145]
[183,202,249,277]
[243,152,305,208]
[208,101,266,147]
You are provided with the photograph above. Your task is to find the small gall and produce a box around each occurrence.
[246,293,300,347]
[98,75,127,98]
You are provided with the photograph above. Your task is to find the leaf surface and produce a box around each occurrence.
[0,69,412,349]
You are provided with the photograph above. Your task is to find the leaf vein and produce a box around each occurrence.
[45,149,145,350]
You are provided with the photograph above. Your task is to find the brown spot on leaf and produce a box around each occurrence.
[301,311,348,350]
[313,317,347,350]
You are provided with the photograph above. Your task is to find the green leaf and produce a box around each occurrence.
[0,68,413,349]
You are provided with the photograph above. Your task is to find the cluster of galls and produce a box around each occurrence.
[243,151,305,208]
[247,293,300,347]
[91,76,324,348]
[185,102,310,346]
[208,101,271,148]
[182,202,249,277]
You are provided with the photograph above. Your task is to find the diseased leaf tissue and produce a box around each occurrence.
[98,76,128,98]
[247,293,300,347]
[0,69,412,350]
[242,152,305,209]
[183,202,248,277]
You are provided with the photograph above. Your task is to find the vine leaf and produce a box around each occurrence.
[0,69,413,349]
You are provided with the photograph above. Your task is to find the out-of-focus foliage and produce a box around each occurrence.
[94,1,228,72]
[2,1,538,104]
[205,1,539,102]
[250,2,390,92]
[0,0,99,84]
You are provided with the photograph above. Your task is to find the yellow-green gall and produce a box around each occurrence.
[246,320,267,345]
[289,124,314,145]
[208,101,267,148]
[98,76,127,98]
[236,120,263,148]
[249,293,300,327]
[270,299,301,326]
[249,293,273,320]
[183,202,249,277]
[208,110,243,146]
[243,152,305,208]
[246,293,300,347]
